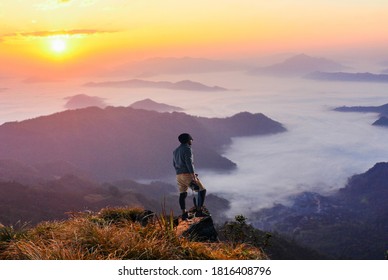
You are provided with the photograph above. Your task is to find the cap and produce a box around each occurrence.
[178,133,193,144]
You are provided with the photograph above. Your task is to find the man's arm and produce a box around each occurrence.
[183,147,196,180]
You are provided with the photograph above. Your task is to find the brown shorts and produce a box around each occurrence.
[176,173,206,193]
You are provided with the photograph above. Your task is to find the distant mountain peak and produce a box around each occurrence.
[84,79,228,92]
[250,53,346,77]
[64,94,107,110]
[129,99,184,112]
[306,71,388,83]
[286,53,311,60]
[373,116,388,126]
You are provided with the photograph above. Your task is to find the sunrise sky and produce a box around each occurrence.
[1,0,387,77]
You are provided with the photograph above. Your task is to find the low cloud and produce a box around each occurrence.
[170,73,388,219]
[2,69,388,221]
[23,77,65,84]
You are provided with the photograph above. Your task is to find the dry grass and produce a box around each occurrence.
[0,207,268,260]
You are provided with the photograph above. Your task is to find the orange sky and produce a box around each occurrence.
[1,0,388,77]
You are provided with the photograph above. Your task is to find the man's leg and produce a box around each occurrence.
[176,174,191,220]
[194,178,209,217]
[197,189,206,208]
[179,192,187,213]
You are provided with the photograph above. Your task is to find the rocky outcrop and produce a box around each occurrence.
[176,207,218,242]
[181,216,218,242]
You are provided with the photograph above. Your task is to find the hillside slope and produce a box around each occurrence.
[0,175,230,226]
[252,162,388,259]
[0,107,285,181]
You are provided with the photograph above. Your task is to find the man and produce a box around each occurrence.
[173,133,207,220]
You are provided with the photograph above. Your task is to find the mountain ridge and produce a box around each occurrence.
[0,106,286,181]
[129,98,184,112]
[249,54,346,77]
[251,162,388,259]
[64,94,107,109]
[84,79,228,92]
[334,103,388,127]
[306,71,388,83]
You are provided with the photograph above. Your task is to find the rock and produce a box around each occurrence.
[182,216,218,242]
[176,207,218,242]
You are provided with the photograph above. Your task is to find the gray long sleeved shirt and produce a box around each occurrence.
[173,143,195,175]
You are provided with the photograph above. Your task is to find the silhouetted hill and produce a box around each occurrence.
[334,103,388,127]
[334,103,388,115]
[0,159,97,185]
[373,116,388,126]
[0,160,43,185]
[64,94,107,109]
[249,54,346,77]
[0,107,285,181]
[307,71,388,83]
[251,162,388,259]
[129,98,183,112]
[0,173,230,226]
[0,179,97,225]
[84,79,227,91]
[217,217,326,260]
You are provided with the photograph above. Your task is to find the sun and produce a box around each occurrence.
[50,38,67,53]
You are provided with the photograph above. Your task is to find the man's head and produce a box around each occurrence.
[178,133,193,145]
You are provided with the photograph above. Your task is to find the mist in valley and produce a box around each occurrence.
[1,55,388,219]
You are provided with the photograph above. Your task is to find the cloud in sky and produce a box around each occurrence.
[35,0,99,10]
[0,1,387,62]
[34,0,72,10]
[1,29,118,41]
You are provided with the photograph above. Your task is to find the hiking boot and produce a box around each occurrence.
[181,212,189,221]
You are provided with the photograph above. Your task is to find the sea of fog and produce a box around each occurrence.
[1,72,388,217]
